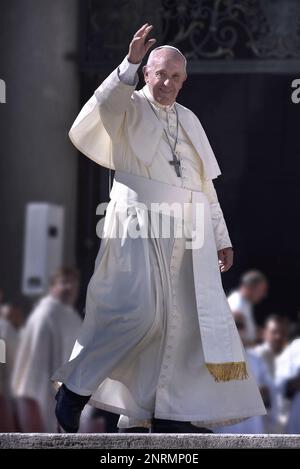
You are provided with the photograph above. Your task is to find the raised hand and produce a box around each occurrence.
[128,23,156,64]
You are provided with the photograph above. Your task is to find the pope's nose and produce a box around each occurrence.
[163,78,172,87]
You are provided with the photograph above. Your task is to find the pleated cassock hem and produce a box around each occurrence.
[87,397,267,429]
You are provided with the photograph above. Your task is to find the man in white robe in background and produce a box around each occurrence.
[217,312,275,434]
[254,315,289,378]
[53,24,266,433]
[253,315,289,432]
[12,267,82,432]
[227,270,269,345]
[276,338,300,433]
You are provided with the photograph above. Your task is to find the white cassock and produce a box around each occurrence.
[276,338,300,433]
[12,295,82,432]
[227,290,257,343]
[52,56,266,429]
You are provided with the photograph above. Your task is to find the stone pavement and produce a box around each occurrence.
[0,433,300,449]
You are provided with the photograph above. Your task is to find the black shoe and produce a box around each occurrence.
[118,427,150,433]
[55,384,91,433]
[151,418,213,433]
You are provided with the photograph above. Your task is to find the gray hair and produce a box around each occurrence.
[147,45,187,71]
[241,270,267,287]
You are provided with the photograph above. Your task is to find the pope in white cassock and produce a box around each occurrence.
[53,24,266,433]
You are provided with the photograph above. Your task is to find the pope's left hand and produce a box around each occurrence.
[218,247,233,273]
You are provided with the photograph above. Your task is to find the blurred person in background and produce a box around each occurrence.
[276,337,300,433]
[254,315,289,377]
[11,267,82,432]
[217,311,275,434]
[253,314,289,433]
[1,302,24,330]
[0,302,24,431]
[227,270,268,345]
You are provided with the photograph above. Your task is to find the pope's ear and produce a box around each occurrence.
[142,65,148,79]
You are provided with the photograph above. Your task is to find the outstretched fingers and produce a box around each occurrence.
[129,24,156,63]
[134,23,149,38]
[142,24,153,38]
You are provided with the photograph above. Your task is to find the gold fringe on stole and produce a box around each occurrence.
[206,362,248,382]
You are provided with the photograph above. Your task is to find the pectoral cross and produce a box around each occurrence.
[169,152,182,177]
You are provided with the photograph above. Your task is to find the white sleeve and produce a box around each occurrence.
[203,179,233,251]
[91,56,140,140]
[118,55,141,86]
[210,202,233,250]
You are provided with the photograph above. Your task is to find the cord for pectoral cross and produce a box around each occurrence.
[142,89,182,177]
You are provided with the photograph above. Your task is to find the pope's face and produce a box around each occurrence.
[143,51,187,106]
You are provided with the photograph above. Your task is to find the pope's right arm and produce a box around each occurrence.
[68,24,156,168]
[93,56,141,139]
[93,23,156,139]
